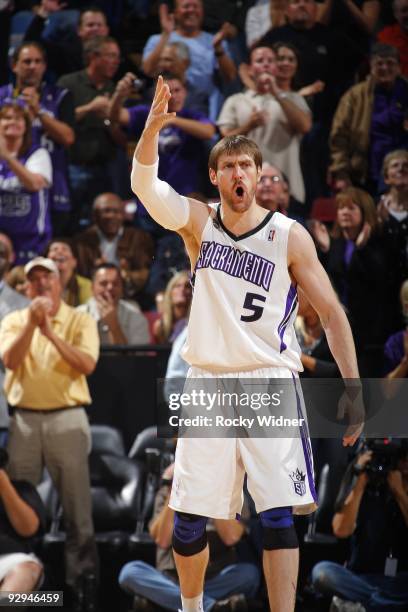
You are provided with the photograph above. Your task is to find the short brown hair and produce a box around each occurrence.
[333,187,377,237]
[12,41,46,64]
[83,35,118,66]
[382,149,408,178]
[0,103,32,156]
[208,135,263,172]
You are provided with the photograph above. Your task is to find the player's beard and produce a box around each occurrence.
[221,183,256,213]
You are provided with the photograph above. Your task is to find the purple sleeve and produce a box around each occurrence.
[180,108,215,126]
[127,106,150,137]
[383,331,405,375]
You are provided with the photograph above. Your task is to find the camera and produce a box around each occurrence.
[0,447,8,469]
[133,78,145,92]
[359,438,407,487]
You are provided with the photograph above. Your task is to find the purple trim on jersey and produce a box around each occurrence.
[292,374,317,503]
[278,284,298,353]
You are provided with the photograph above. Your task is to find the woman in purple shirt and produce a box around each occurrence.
[0,102,52,264]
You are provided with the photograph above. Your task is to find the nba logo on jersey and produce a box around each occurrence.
[290,469,306,496]
[268,229,275,242]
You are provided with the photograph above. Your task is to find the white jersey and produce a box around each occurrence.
[182,207,303,372]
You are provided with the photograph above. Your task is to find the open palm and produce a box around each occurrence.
[145,76,176,137]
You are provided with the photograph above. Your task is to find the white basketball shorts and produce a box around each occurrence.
[169,366,317,519]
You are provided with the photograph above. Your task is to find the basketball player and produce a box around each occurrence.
[131,76,363,612]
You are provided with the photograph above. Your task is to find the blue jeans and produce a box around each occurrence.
[119,561,260,611]
[312,561,408,611]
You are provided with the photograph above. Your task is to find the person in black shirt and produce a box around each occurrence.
[23,5,109,80]
[0,453,45,592]
[312,443,408,610]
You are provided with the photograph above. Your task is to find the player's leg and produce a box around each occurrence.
[260,507,299,612]
[172,511,209,611]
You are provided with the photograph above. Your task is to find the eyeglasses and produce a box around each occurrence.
[260,175,282,183]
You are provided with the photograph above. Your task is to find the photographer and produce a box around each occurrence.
[312,440,408,610]
[0,448,45,593]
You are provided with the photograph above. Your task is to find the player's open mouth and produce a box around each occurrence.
[235,186,244,197]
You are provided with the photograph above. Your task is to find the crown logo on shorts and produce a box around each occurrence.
[290,468,306,483]
[289,469,306,496]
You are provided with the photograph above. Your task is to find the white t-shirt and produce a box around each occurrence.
[217,90,310,202]
[25,148,52,186]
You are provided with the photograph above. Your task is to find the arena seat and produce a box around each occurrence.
[299,463,350,596]
[40,425,145,577]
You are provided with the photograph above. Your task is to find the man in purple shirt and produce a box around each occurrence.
[110,71,216,196]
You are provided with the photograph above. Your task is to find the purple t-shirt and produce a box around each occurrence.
[384,330,405,375]
[128,105,213,195]
[0,145,52,264]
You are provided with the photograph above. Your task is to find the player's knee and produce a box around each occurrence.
[172,511,208,556]
[260,506,298,550]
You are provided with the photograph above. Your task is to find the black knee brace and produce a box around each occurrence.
[172,511,208,556]
[260,507,298,550]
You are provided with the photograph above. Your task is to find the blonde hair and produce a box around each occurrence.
[159,270,191,342]
[382,149,408,179]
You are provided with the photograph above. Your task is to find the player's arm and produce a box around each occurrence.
[288,223,359,380]
[289,224,363,445]
[130,76,209,237]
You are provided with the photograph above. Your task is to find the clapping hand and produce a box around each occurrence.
[355,221,371,248]
[28,297,52,328]
[88,95,111,119]
[21,87,40,119]
[309,220,331,252]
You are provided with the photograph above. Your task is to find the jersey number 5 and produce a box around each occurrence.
[240,292,266,322]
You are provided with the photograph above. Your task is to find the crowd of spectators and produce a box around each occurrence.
[0,0,407,610]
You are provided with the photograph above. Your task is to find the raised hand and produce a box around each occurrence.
[144,76,176,138]
[159,3,175,34]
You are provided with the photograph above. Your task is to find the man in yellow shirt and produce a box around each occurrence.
[0,256,100,598]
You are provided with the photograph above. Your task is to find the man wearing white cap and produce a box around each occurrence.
[0,256,100,599]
